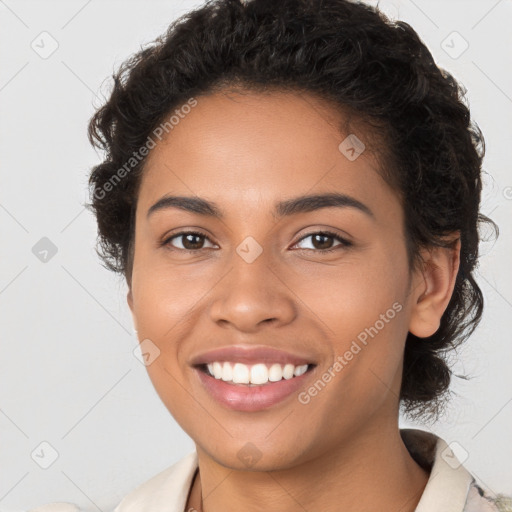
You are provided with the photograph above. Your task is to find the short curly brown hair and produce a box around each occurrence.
[87,0,497,420]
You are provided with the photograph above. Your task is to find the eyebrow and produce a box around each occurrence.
[146,192,374,220]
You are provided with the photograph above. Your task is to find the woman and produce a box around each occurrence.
[83,0,509,510]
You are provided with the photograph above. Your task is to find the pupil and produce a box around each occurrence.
[184,234,202,249]
[314,234,332,249]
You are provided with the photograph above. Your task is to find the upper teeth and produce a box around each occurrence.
[206,362,309,385]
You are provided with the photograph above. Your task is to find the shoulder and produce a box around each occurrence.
[465,482,512,512]
[27,451,198,512]
[113,450,198,512]
[400,428,511,512]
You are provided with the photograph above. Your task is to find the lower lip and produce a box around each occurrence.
[194,367,315,412]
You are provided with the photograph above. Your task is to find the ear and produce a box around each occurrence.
[127,288,138,333]
[408,235,461,338]
[127,287,134,312]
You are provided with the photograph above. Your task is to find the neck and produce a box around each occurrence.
[187,419,429,512]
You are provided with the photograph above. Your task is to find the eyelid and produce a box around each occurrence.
[161,228,353,253]
[161,229,217,251]
[291,229,353,251]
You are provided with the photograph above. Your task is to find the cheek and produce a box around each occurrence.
[293,250,408,339]
[129,261,201,421]
[292,249,409,394]
[130,253,208,339]
[129,252,223,400]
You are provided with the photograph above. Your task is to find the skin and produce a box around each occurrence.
[127,90,461,512]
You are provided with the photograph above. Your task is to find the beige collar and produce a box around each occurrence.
[115,428,475,512]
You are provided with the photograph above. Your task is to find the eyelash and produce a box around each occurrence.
[160,229,353,254]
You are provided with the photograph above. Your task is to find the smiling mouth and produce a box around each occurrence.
[193,360,318,411]
[196,361,317,386]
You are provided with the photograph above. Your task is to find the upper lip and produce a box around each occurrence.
[189,345,317,367]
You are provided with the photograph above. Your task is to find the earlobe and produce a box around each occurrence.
[127,288,138,334]
[127,288,134,311]
[408,237,461,339]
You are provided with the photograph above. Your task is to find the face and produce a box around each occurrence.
[127,90,428,471]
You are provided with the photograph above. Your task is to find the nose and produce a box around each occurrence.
[209,248,297,333]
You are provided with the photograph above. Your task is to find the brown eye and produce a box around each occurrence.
[293,231,352,253]
[162,231,216,252]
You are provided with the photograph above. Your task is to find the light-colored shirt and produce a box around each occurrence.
[112,429,507,512]
[29,429,511,512]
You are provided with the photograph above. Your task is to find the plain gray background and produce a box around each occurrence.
[1,0,511,510]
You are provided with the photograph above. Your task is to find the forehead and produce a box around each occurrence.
[137,90,399,222]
